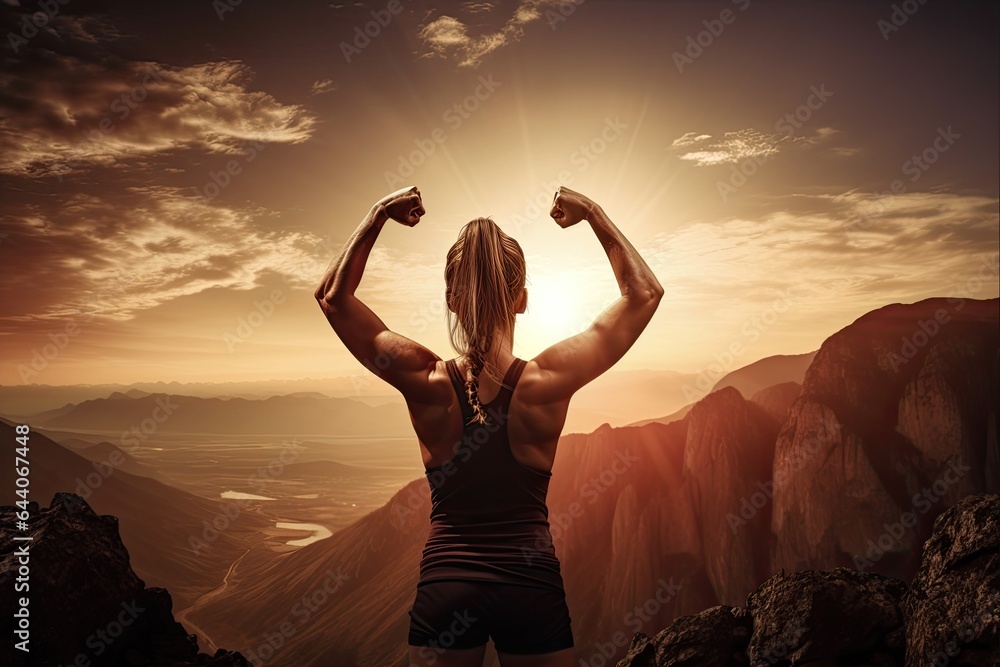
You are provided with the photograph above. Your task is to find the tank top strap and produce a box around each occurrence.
[497,357,527,403]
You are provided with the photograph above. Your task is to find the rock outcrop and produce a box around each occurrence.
[616,493,1000,667]
[904,493,1000,666]
[0,493,250,667]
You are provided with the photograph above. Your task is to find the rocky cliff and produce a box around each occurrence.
[0,493,251,667]
[772,298,998,578]
[616,493,999,667]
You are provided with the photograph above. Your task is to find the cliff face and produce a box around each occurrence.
[0,493,250,667]
[772,298,999,578]
[550,421,714,645]
[616,494,1000,667]
[683,387,778,605]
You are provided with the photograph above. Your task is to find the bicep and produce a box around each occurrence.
[532,294,660,401]
[316,295,440,399]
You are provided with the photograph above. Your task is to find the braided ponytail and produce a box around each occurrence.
[464,343,490,426]
[445,217,526,426]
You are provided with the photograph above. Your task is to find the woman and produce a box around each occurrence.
[314,185,663,667]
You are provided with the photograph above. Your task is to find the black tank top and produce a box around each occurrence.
[418,357,565,591]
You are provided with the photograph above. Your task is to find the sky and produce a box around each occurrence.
[0,0,997,386]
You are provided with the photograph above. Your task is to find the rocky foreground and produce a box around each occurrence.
[615,493,999,667]
[0,493,250,667]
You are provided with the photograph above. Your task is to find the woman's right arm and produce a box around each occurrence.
[532,187,664,402]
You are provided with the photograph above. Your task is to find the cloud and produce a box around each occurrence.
[462,2,495,12]
[49,13,125,43]
[0,188,330,325]
[310,78,336,96]
[670,126,858,167]
[643,191,999,323]
[418,0,564,68]
[671,129,795,167]
[0,53,316,178]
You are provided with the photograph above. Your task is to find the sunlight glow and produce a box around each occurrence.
[517,271,590,354]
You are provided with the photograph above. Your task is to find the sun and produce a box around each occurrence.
[516,271,592,354]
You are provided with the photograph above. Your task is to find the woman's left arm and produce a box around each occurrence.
[314,187,440,398]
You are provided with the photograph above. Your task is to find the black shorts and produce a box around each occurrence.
[407,579,574,655]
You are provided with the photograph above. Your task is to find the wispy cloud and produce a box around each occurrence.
[310,78,336,96]
[419,0,564,68]
[670,126,856,167]
[671,129,795,167]
[644,191,999,321]
[0,55,316,178]
[0,188,329,324]
[462,2,496,13]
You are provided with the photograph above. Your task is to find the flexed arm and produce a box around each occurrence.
[314,187,440,399]
[533,187,664,401]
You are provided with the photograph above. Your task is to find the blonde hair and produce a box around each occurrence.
[445,217,526,426]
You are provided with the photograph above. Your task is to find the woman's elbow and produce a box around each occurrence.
[628,283,663,303]
[648,281,665,300]
[314,288,337,311]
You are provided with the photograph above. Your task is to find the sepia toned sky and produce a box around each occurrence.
[0,0,997,386]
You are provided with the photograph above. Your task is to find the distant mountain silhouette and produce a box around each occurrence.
[0,378,388,417]
[0,493,250,667]
[626,402,694,427]
[50,433,170,482]
[711,351,817,398]
[278,459,380,479]
[22,392,416,436]
[629,353,814,427]
[566,369,702,433]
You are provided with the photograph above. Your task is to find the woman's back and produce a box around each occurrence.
[410,355,572,474]
[420,356,564,592]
